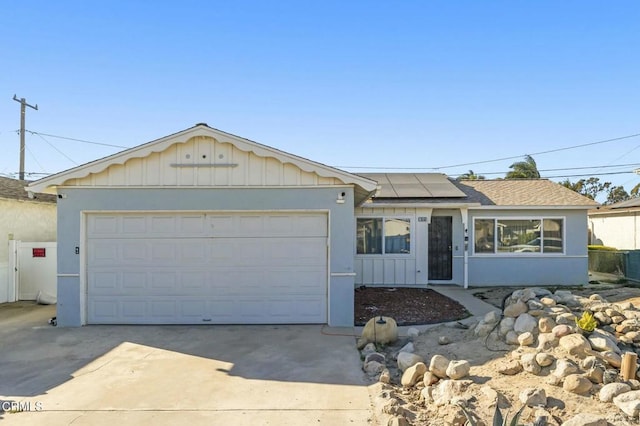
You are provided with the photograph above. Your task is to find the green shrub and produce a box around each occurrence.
[588,245,618,251]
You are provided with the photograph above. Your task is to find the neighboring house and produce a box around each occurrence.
[588,198,640,249]
[28,124,598,327]
[0,176,57,303]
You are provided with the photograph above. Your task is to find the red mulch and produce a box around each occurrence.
[354,287,471,326]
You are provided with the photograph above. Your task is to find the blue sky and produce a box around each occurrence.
[1,1,639,200]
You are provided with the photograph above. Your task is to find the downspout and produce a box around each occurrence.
[460,208,469,289]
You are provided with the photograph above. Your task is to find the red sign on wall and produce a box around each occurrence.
[32,248,46,258]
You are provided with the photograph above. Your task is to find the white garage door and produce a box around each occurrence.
[86,212,328,324]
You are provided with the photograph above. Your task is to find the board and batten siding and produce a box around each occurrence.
[355,207,423,286]
[62,136,341,188]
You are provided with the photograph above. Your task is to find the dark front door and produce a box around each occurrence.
[428,216,453,280]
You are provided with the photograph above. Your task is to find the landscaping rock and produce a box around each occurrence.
[588,331,621,354]
[614,390,640,417]
[398,342,414,354]
[559,334,591,356]
[514,313,537,333]
[505,330,519,345]
[365,352,386,365]
[594,311,612,325]
[585,366,604,384]
[387,416,410,426]
[499,317,515,336]
[401,362,427,387]
[601,351,622,368]
[406,327,420,339]
[361,343,377,356]
[423,371,438,386]
[446,360,470,380]
[438,336,451,345]
[519,387,547,407]
[556,312,577,325]
[484,310,501,324]
[379,369,391,384]
[552,324,573,338]
[538,317,556,333]
[540,297,556,307]
[504,301,528,318]
[552,359,578,378]
[429,354,450,379]
[518,332,535,346]
[498,359,523,375]
[397,352,424,372]
[563,374,593,394]
[521,352,542,375]
[561,413,608,426]
[599,382,631,402]
[537,332,558,351]
[431,379,473,406]
[364,360,385,375]
[536,352,555,367]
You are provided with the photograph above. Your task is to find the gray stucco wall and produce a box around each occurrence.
[468,209,589,286]
[56,187,356,327]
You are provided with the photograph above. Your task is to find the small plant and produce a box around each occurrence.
[457,402,524,426]
[575,311,598,333]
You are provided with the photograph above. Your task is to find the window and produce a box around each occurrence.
[357,217,411,254]
[473,218,564,254]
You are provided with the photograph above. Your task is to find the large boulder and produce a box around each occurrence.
[504,301,528,318]
[359,316,398,347]
[588,331,621,353]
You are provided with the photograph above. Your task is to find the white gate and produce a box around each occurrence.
[6,241,57,302]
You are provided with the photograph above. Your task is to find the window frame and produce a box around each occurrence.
[356,216,413,256]
[472,216,566,256]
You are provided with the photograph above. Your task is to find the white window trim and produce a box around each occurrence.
[471,216,566,256]
[355,215,413,256]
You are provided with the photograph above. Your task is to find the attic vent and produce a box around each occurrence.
[195,122,209,127]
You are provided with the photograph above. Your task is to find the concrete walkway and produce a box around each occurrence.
[0,303,373,425]
[430,285,498,317]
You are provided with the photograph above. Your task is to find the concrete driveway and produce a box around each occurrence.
[0,303,374,425]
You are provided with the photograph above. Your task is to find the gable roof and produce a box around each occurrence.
[0,176,56,203]
[27,124,378,204]
[456,179,599,207]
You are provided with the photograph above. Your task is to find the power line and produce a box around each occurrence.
[447,163,640,177]
[32,132,79,166]
[25,130,130,149]
[337,132,640,171]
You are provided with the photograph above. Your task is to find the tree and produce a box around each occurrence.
[505,155,540,179]
[457,170,485,180]
[560,177,611,200]
[605,186,630,205]
[631,183,640,198]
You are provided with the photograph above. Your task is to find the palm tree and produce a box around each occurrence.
[505,155,540,179]
[457,170,485,180]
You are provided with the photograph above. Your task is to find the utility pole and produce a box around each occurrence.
[12,95,38,180]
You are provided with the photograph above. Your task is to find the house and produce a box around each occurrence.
[27,124,598,327]
[0,176,57,303]
[588,198,640,249]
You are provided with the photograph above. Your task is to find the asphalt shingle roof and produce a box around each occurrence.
[454,179,599,206]
[362,173,598,207]
[0,176,57,203]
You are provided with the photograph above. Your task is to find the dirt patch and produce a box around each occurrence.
[354,287,470,326]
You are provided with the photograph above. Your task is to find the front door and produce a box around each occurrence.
[428,216,452,280]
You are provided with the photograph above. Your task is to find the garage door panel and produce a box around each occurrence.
[87,212,328,324]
